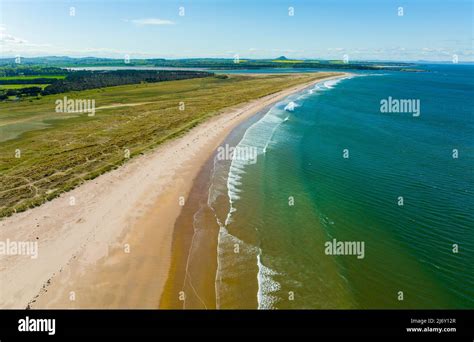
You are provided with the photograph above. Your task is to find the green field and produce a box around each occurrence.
[0,72,338,217]
[0,84,49,89]
[0,75,66,80]
[0,74,65,92]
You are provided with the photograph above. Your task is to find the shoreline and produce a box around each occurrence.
[0,72,348,309]
[159,96,271,309]
[159,72,352,309]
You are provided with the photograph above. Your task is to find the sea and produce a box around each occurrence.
[196,64,474,309]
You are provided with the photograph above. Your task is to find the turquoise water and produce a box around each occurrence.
[209,65,474,309]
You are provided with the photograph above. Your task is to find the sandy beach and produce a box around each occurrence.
[0,72,347,309]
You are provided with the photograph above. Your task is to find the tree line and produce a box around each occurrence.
[42,70,213,95]
[0,69,214,100]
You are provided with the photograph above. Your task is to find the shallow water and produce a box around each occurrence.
[205,65,473,309]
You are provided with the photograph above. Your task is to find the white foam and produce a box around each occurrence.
[284,101,297,111]
[215,74,354,308]
[257,251,281,309]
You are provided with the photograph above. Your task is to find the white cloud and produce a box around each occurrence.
[0,26,52,54]
[127,18,175,26]
[0,25,28,45]
[1,33,28,45]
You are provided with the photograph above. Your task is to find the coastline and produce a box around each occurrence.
[159,72,352,309]
[159,97,272,309]
[0,72,347,309]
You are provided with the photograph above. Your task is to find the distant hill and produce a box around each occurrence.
[0,56,416,71]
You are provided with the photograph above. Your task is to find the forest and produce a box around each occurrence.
[0,68,213,100]
[41,70,213,95]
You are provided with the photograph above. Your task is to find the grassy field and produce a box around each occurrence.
[0,72,337,217]
[0,75,66,91]
[0,75,66,80]
[0,84,49,89]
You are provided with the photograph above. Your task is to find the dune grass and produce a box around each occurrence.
[0,72,338,217]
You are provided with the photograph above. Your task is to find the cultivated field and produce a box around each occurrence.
[0,74,66,91]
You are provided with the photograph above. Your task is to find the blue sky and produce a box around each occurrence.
[0,0,472,61]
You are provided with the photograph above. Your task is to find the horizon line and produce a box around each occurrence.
[0,55,472,64]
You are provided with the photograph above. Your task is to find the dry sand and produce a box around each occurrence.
[0,73,347,309]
